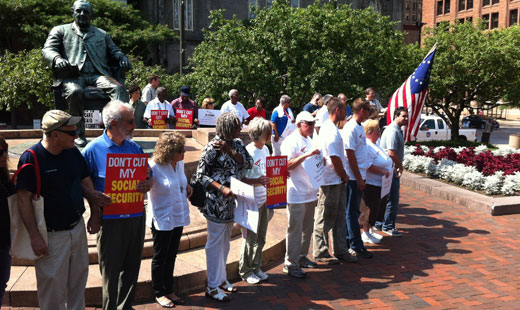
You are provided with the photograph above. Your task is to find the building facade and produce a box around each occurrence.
[403,0,423,43]
[422,0,520,29]
[129,0,406,73]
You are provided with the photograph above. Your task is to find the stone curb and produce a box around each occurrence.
[401,171,520,216]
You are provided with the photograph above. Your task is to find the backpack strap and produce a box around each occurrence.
[11,149,41,197]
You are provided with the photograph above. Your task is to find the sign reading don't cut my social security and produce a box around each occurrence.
[103,153,148,219]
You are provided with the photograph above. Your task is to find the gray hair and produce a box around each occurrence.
[280,95,291,105]
[228,89,239,98]
[248,117,272,142]
[102,100,133,128]
[322,94,333,106]
[216,112,241,141]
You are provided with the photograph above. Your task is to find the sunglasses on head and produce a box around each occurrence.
[55,129,78,137]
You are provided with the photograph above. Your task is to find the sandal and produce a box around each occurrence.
[165,293,185,305]
[205,286,230,302]
[156,296,175,308]
[219,280,238,293]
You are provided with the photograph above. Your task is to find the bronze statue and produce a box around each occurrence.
[42,0,131,146]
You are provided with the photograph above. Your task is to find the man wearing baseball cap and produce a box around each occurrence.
[171,85,199,128]
[280,111,321,278]
[16,110,112,309]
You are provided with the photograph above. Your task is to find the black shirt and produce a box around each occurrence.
[0,171,15,248]
[16,142,89,231]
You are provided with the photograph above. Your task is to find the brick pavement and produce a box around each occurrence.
[6,184,520,309]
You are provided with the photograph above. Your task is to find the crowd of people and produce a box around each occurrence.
[0,83,410,308]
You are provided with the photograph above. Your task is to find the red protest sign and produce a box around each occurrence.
[103,153,148,219]
[266,156,287,208]
[175,108,193,129]
[151,110,169,129]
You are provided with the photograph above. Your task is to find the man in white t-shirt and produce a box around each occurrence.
[220,89,250,124]
[313,94,333,135]
[280,111,320,278]
[143,87,175,128]
[313,97,358,265]
[342,98,373,259]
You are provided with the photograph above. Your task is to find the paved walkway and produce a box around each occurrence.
[6,184,520,309]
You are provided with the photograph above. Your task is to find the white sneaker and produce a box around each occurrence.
[362,231,380,244]
[244,273,261,284]
[369,228,383,240]
[254,269,269,281]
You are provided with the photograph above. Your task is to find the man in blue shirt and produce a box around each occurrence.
[302,93,321,117]
[270,95,296,156]
[83,100,153,310]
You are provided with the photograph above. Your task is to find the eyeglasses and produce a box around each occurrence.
[302,121,315,126]
[55,129,78,137]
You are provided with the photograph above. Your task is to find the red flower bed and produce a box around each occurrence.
[411,145,520,176]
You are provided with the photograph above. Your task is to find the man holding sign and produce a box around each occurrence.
[83,100,153,310]
[171,86,199,129]
[280,111,320,278]
[313,97,357,265]
[143,87,175,129]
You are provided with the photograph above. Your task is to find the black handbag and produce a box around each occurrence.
[189,173,205,208]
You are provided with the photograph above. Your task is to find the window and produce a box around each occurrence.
[444,0,450,14]
[510,9,518,26]
[413,2,417,10]
[483,0,490,6]
[482,13,490,29]
[467,16,473,22]
[420,119,435,131]
[406,2,410,10]
[290,0,299,7]
[467,0,473,9]
[413,14,417,21]
[406,14,410,21]
[491,12,499,28]
[437,0,443,15]
[437,119,445,129]
[492,0,499,4]
[459,18,466,23]
[173,0,193,31]
[459,0,465,11]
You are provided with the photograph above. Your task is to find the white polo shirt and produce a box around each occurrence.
[221,100,249,123]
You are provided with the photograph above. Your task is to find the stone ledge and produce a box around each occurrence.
[5,209,288,307]
[0,129,193,139]
[401,171,520,216]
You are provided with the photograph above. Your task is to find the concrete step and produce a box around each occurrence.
[4,209,287,307]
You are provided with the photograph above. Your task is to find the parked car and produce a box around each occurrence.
[412,115,477,142]
[462,115,499,129]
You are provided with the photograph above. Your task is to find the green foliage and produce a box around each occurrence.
[182,1,418,110]
[126,58,182,101]
[0,0,177,58]
[422,22,520,139]
[0,49,53,111]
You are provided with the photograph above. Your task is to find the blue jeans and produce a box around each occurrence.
[345,180,364,251]
[0,246,11,307]
[383,176,400,231]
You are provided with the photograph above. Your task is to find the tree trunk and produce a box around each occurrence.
[10,108,17,129]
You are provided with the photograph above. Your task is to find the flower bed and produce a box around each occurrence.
[404,145,520,196]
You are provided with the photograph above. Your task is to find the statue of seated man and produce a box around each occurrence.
[42,0,131,146]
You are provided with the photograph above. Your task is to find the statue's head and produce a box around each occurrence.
[72,0,93,29]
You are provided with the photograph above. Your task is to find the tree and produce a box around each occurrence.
[0,0,177,59]
[182,1,418,110]
[422,22,520,139]
[0,49,53,111]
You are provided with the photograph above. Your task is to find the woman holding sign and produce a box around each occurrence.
[360,120,392,244]
[195,112,253,302]
[147,132,191,308]
[239,117,271,284]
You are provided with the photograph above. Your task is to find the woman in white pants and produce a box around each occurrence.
[195,112,253,302]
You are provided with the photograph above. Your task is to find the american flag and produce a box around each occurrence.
[386,44,437,141]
